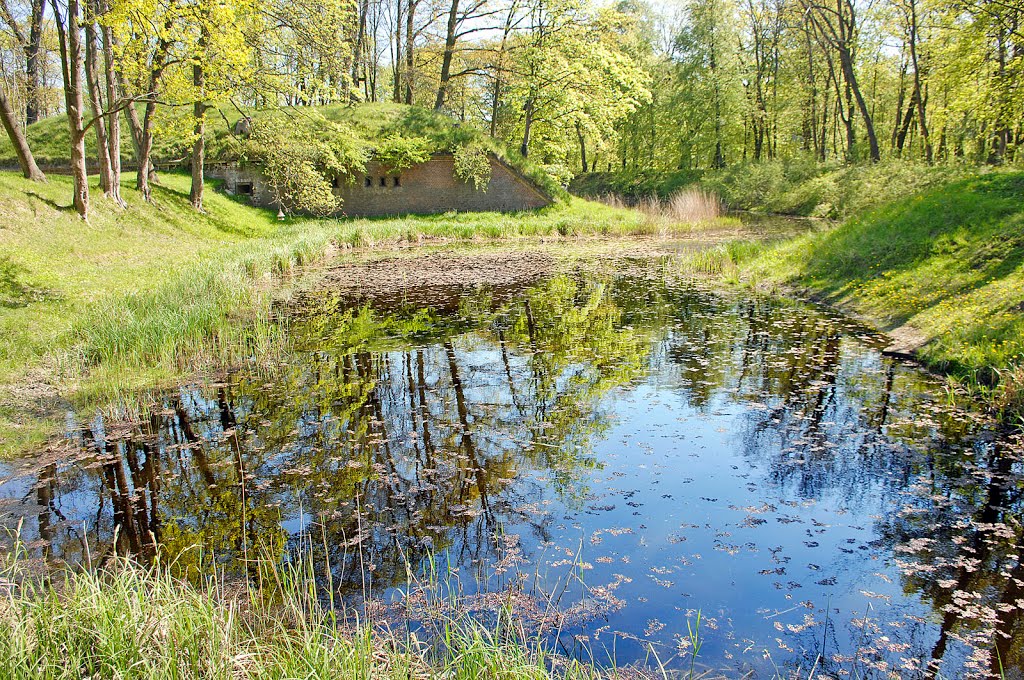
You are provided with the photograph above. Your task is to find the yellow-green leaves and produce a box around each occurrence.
[453,144,491,191]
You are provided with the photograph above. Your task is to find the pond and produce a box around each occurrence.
[1,250,1021,678]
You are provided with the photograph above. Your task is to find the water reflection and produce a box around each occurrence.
[1,263,1019,678]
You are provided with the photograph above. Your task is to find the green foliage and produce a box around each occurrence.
[577,160,970,219]
[699,159,967,218]
[570,168,704,200]
[241,115,366,215]
[452,145,491,191]
[373,133,432,172]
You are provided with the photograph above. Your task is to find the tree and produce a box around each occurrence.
[50,0,90,217]
[675,0,744,167]
[241,114,365,215]
[0,0,47,124]
[83,0,121,202]
[0,85,45,180]
[501,0,649,164]
[801,0,881,161]
[185,0,251,211]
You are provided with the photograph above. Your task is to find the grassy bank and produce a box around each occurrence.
[1,170,703,455]
[0,547,605,680]
[573,162,1024,419]
[737,171,1024,421]
[571,159,969,219]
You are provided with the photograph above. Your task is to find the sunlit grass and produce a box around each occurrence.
[739,171,1024,422]
[0,536,608,680]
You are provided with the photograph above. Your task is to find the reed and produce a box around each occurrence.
[595,188,722,235]
[0,534,612,680]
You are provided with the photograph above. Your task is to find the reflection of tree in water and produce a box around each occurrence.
[9,272,656,595]
[658,292,973,504]
[6,267,1015,677]
[652,290,1010,676]
[877,433,1024,679]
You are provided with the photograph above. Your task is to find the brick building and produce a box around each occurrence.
[213,152,552,217]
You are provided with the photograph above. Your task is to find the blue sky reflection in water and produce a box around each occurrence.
[0,259,1019,678]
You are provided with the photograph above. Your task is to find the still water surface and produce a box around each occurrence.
[1,256,1020,678]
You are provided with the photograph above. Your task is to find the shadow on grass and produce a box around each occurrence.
[781,172,1024,383]
[25,190,78,213]
[799,172,1024,303]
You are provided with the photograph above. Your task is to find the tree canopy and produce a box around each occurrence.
[0,0,1021,217]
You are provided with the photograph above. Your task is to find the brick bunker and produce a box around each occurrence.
[213,152,552,217]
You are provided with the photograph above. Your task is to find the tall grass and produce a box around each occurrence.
[0,532,617,680]
[596,189,722,236]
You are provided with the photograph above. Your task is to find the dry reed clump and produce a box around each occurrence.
[597,189,722,234]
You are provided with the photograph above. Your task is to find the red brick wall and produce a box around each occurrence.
[211,154,551,217]
[336,154,551,216]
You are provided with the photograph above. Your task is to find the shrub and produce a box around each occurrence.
[242,115,367,216]
[453,145,491,191]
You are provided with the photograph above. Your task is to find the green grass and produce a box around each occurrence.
[0,169,693,455]
[739,171,1024,420]
[0,540,608,680]
[572,158,971,219]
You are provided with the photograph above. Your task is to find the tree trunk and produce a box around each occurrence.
[24,0,45,125]
[392,0,402,103]
[405,0,416,104]
[352,0,369,101]
[843,79,855,160]
[576,121,587,173]
[0,88,46,181]
[136,30,172,201]
[434,0,460,110]
[100,11,123,206]
[907,0,932,163]
[895,86,917,154]
[488,3,515,138]
[119,79,152,180]
[84,13,114,197]
[891,62,907,149]
[190,59,205,211]
[835,1,879,162]
[137,106,156,200]
[51,0,89,217]
[519,95,534,158]
[489,70,502,137]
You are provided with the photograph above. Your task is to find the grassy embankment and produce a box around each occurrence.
[0,169,714,456]
[740,171,1024,420]
[574,161,1024,420]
